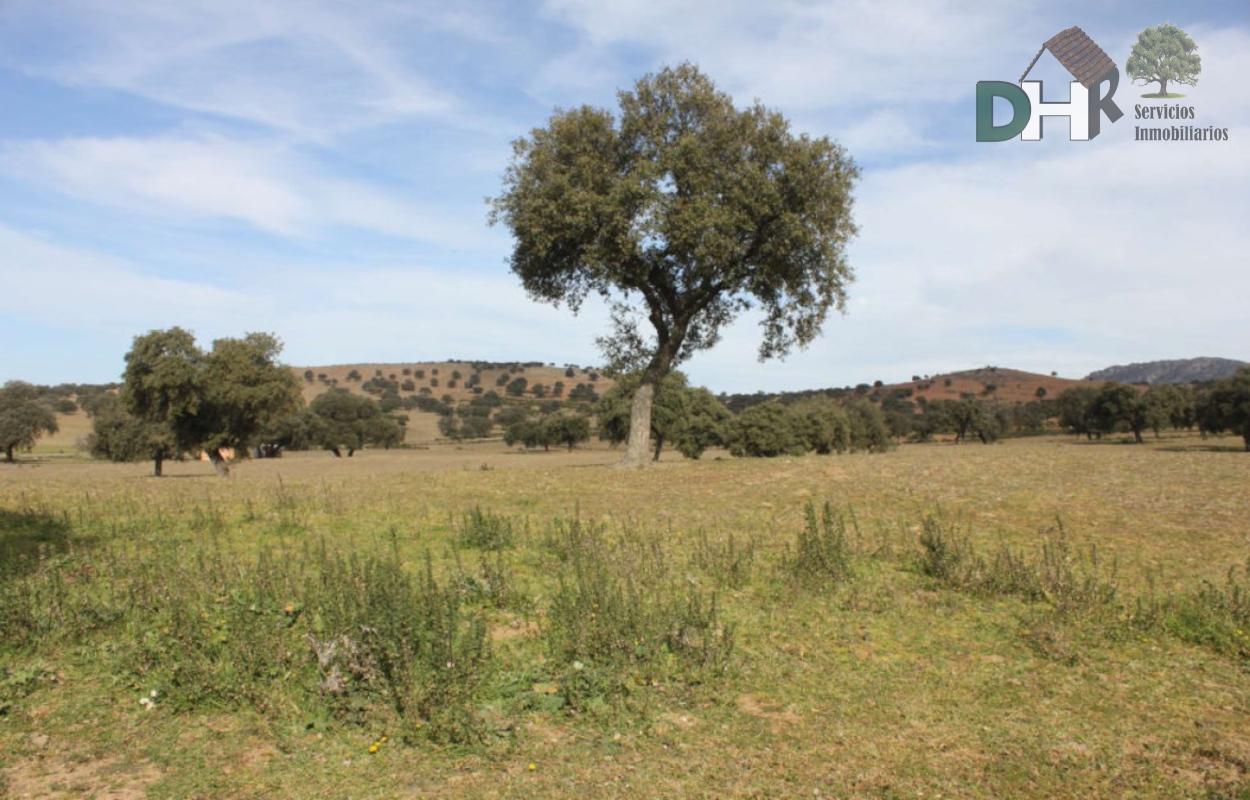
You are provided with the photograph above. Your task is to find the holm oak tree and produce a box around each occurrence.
[490,63,858,467]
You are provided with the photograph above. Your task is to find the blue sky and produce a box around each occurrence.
[2,0,1247,393]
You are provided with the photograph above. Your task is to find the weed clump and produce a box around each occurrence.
[690,530,757,589]
[917,517,1119,619]
[457,506,517,551]
[1139,560,1250,659]
[540,515,733,710]
[784,502,856,589]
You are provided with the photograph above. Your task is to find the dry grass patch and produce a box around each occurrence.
[2,433,1249,797]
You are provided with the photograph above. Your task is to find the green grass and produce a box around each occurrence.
[2,434,1249,798]
[1140,92,1188,99]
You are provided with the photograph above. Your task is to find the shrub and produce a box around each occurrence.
[729,403,804,457]
[784,502,856,588]
[540,517,733,709]
[505,377,528,397]
[690,531,757,590]
[457,507,516,551]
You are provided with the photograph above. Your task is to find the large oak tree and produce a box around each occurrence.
[490,63,858,466]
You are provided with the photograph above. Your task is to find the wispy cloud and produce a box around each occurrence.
[536,0,1037,106]
[0,223,264,331]
[0,135,488,246]
[0,0,472,138]
[1,2,1246,390]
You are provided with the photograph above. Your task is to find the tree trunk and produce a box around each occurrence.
[1158,77,1169,96]
[652,435,664,462]
[3,445,13,463]
[154,454,163,477]
[207,448,231,477]
[618,381,657,468]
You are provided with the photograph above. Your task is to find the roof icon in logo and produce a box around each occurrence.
[1020,26,1117,87]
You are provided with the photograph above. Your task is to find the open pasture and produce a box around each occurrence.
[2,434,1248,798]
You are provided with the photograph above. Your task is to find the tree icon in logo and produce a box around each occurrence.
[1127,23,1201,98]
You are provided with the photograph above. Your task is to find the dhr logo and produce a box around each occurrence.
[977,26,1124,141]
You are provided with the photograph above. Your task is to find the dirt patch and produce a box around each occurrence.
[3,755,162,799]
[737,693,803,734]
[490,619,538,641]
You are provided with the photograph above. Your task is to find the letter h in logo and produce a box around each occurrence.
[976,26,1123,142]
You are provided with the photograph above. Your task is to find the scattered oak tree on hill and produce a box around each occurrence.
[122,328,302,476]
[490,63,858,467]
[0,381,58,463]
[545,414,591,451]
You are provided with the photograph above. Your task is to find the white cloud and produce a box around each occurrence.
[536,0,1036,108]
[0,0,464,138]
[2,3,1246,391]
[0,223,265,331]
[0,135,488,246]
[680,123,1250,391]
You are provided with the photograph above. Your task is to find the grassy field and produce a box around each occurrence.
[2,434,1249,798]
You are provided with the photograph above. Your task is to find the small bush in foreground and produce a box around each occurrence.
[455,505,517,550]
[540,516,733,709]
[784,502,856,588]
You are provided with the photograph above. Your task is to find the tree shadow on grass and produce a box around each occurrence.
[1156,443,1247,454]
[0,509,75,582]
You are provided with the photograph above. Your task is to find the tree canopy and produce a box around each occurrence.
[596,371,731,461]
[306,390,405,456]
[0,381,59,463]
[1126,23,1201,96]
[1090,383,1149,443]
[122,328,302,475]
[490,63,858,466]
[1196,368,1250,451]
[87,392,179,476]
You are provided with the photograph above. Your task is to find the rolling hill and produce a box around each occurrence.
[1085,358,1248,385]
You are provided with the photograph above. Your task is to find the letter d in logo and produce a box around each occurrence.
[976,81,1030,142]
